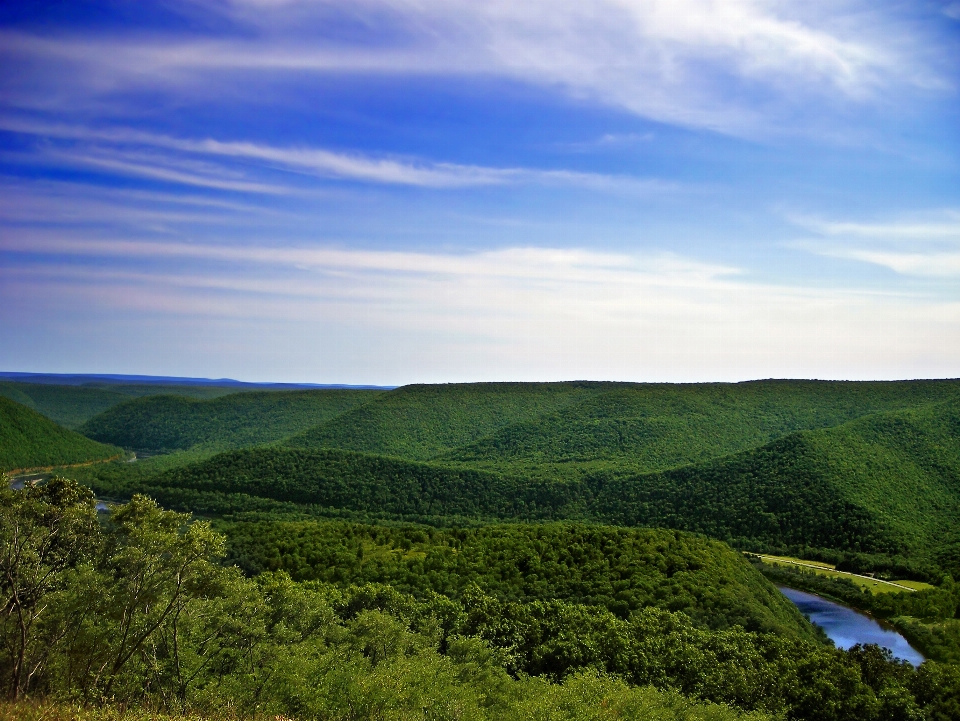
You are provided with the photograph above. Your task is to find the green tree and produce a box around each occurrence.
[75,495,227,700]
[0,476,100,700]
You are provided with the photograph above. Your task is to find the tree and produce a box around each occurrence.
[76,495,227,700]
[0,476,100,700]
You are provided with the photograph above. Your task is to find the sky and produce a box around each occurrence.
[1,0,959,385]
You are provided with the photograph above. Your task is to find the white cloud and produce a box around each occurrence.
[0,117,671,192]
[0,0,942,137]
[789,211,960,277]
[3,236,958,382]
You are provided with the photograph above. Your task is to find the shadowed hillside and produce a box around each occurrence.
[80,397,960,573]
[79,389,382,452]
[0,380,247,428]
[287,380,960,474]
[0,396,122,471]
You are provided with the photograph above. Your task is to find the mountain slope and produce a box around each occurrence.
[79,389,381,452]
[284,382,612,459]
[0,381,132,429]
[442,380,960,479]
[588,398,960,562]
[0,380,252,428]
[287,379,960,469]
[0,396,122,471]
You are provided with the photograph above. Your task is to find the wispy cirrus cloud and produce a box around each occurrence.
[0,0,947,138]
[789,211,960,277]
[0,117,674,192]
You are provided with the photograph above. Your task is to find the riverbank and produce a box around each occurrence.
[755,557,960,664]
[778,586,925,665]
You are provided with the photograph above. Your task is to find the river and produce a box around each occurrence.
[779,586,925,665]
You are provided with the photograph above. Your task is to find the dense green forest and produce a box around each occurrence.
[4,479,960,721]
[5,377,960,719]
[80,389,381,452]
[78,395,960,577]
[287,380,960,471]
[222,521,814,638]
[439,381,960,480]
[0,381,244,429]
[0,397,122,471]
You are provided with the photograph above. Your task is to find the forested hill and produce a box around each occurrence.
[79,388,382,452]
[287,379,960,473]
[588,397,960,565]
[83,397,960,574]
[440,381,960,479]
[223,521,817,639]
[0,380,249,428]
[284,381,611,459]
[0,396,122,471]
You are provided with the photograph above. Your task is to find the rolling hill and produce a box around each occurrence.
[79,388,382,452]
[82,395,960,576]
[0,380,246,428]
[224,520,817,639]
[587,397,960,563]
[287,379,960,473]
[283,381,613,459]
[0,395,123,471]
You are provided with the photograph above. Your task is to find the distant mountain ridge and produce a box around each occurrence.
[0,371,393,390]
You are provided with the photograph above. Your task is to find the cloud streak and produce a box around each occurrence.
[789,211,960,278]
[1,0,945,137]
[3,236,957,383]
[0,117,672,192]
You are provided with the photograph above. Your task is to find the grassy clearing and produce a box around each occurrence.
[756,554,935,594]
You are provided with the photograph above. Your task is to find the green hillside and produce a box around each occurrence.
[285,379,960,475]
[80,397,960,575]
[0,380,247,428]
[223,520,817,639]
[0,396,122,471]
[442,380,960,479]
[0,381,131,429]
[79,388,381,452]
[589,397,960,564]
[284,381,612,459]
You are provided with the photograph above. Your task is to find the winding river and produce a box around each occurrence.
[779,586,925,665]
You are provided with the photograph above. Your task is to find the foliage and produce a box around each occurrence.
[285,381,615,460]
[288,379,960,468]
[0,383,243,430]
[221,520,814,638]
[0,478,101,699]
[80,390,381,452]
[81,394,960,575]
[440,380,960,480]
[0,397,122,472]
[4,481,960,721]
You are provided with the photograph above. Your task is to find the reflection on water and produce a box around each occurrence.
[779,586,925,666]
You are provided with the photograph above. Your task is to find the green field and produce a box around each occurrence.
[756,554,936,594]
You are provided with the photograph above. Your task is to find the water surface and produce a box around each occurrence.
[779,586,924,665]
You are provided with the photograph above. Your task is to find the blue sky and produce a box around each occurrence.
[1,0,959,384]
